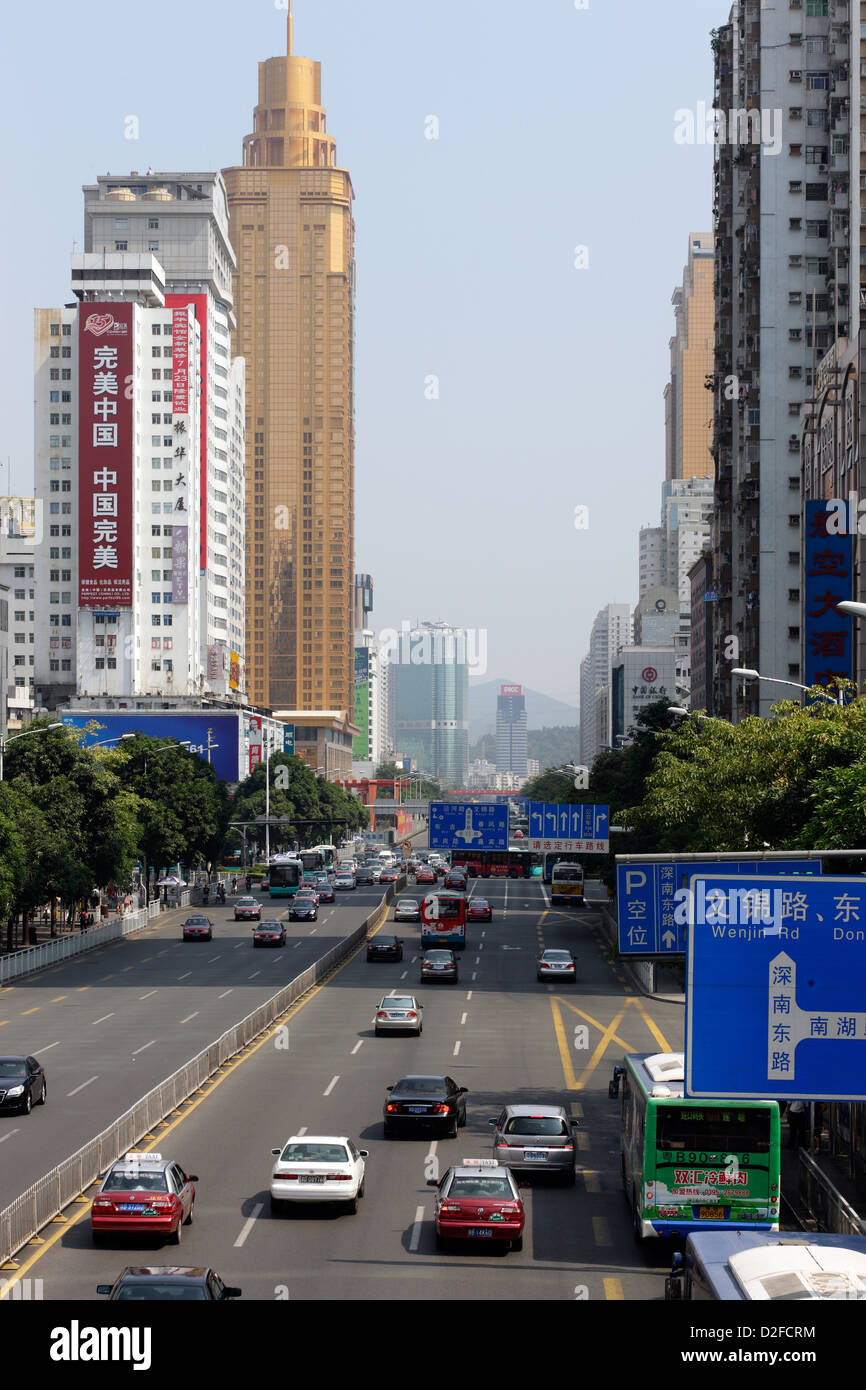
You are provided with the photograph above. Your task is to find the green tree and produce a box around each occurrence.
[116,736,231,890]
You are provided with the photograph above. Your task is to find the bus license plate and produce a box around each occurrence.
[699,1206,724,1220]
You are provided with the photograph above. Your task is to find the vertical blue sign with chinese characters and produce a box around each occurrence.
[686,874,866,1100]
[617,860,821,956]
[804,500,853,694]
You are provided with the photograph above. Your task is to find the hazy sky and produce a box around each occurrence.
[0,0,722,708]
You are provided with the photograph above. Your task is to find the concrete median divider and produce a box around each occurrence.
[0,881,404,1272]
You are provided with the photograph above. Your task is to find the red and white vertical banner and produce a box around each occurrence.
[171,307,190,413]
[78,303,135,606]
[248,716,262,773]
[166,293,207,569]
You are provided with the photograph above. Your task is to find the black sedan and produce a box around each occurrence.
[96,1266,241,1300]
[290,895,318,922]
[366,935,404,962]
[384,1075,468,1138]
[355,867,376,886]
[0,1056,47,1115]
[182,914,214,942]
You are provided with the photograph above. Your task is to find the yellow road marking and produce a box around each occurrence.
[583,1170,601,1194]
[0,1021,8,1028]
[121,966,134,973]
[550,998,579,1089]
[50,996,67,1004]
[629,994,673,1053]
[553,997,633,1050]
[604,1277,624,1300]
[76,987,89,993]
[576,1008,627,1092]
[592,1216,612,1245]
[21,1008,39,1016]
[100,975,114,982]
[576,1131,590,1152]
[0,921,381,1296]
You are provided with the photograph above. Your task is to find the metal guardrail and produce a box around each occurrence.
[0,897,179,986]
[798,1148,866,1236]
[0,883,400,1270]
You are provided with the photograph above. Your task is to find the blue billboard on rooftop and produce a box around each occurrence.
[61,711,243,782]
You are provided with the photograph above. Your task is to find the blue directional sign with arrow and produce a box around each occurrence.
[617,859,821,956]
[526,803,608,854]
[686,873,866,1100]
[429,802,509,851]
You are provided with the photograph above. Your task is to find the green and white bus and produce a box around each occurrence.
[609,1052,781,1241]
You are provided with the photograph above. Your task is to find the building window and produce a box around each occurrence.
[115,240,128,251]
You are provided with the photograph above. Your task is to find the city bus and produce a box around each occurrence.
[665,1231,866,1300]
[269,861,303,898]
[420,893,467,950]
[311,844,337,871]
[551,861,585,905]
[299,849,325,883]
[543,851,583,883]
[450,849,535,879]
[609,1052,781,1241]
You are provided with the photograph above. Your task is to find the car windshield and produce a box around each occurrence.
[505,1116,569,1136]
[279,1143,349,1163]
[383,997,415,1009]
[396,901,416,909]
[238,899,256,907]
[114,1284,208,1301]
[392,1078,447,1096]
[471,901,489,909]
[376,936,398,945]
[448,1178,513,1199]
[102,1171,168,1193]
[259,922,282,929]
[186,917,209,925]
[425,952,453,963]
[0,1061,25,1077]
[543,951,572,962]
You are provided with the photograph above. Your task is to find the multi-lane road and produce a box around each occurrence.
[2,872,686,1300]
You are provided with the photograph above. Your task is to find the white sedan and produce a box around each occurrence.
[269,1136,368,1213]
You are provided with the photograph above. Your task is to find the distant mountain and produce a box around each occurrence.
[468,679,579,741]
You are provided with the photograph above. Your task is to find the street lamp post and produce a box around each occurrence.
[0,721,64,781]
[89,733,136,751]
[731,667,843,706]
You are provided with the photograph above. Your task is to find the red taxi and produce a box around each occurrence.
[428,1159,525,1252]
[91,1152,197,1245]
[466,898,492,923]
[415,867,436,885]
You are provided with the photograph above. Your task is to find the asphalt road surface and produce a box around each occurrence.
[4,872,687,1301]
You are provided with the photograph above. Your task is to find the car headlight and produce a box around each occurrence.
[5,1085,25,1098]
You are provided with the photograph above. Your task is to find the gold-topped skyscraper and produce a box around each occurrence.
[223,3,355,723]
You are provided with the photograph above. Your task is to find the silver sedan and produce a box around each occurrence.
[537,949,576,982]
[394,898,420,923]
[374,995,423,1036]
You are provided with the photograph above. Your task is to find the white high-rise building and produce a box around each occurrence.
[34,244,244,704]
[82,172,245,694]
[578,603,632,767]
[0,500,38,728]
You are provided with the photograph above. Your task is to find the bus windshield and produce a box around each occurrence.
[656,1107,771,1155]
[300,851,324,873]
[552,865,583,882]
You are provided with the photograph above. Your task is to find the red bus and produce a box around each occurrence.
[450,849,535,880]
[420,893,467,949]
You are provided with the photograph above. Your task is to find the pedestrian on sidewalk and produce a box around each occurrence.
[788,1099,809,1150]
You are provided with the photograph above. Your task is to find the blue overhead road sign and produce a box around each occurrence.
[429,802,509,851]
[617,859,821,956]
[686,873,866,1100]
[526,803,609,854]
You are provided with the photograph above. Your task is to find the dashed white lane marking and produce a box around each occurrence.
[180,1012,199,1024]
[466,991,472,1001]
[139,990,157,1001]
[218,989,233,1000]
[411,956,419,963]
[475,957,481,965]
[0,1129,20,1144]
[293,942,303,949]
[481,931,486,938]
[249,971,261,980]
[209,956,221,963]
[409,1205,425,1252]
[234,1202,264,1248]
[67,1076,98,1097]
[233,943,244,950]
[351,1040,363,1055]
[297,1126,308,1136]
[460,1013,467,1025]
[400,970,408,979]
[91,1013,114,1025]
[32,1042,60,1054]
[453,1040,461,1057]
[323,1075,340,1096]
[478,942,484,952]
[471,972,477,981]
[132,1039,156,1056]
[177,972,192,981]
